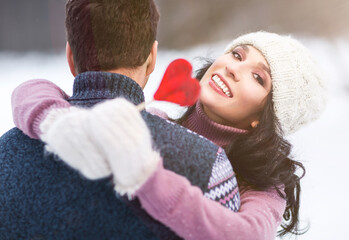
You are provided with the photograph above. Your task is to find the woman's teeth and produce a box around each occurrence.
[212,75,232,97]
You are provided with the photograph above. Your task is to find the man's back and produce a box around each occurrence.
[0,128,158,240]
[0,71,239,239]
[0,121,216,239]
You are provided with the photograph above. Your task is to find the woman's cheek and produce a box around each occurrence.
[240,86,265,108]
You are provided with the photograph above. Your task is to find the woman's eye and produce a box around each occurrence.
[253,73,264,86]
[232,51,242,61]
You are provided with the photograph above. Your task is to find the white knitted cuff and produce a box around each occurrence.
[39,106,80,140]
[114,151,161,199]
[40,107,112,180]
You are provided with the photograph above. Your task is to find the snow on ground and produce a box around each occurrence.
[1,37,349,239]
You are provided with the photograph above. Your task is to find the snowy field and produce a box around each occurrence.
[1,37,349,239]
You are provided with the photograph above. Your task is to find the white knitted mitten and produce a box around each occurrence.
[88,98,161,198]
[40,107,111,179]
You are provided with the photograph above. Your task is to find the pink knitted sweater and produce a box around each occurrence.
[12,79,286,240]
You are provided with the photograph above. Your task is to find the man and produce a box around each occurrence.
[0,0,239,239]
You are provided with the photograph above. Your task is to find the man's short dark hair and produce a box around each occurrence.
[65,0,159,73]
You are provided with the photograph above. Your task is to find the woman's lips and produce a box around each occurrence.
[209,74,233,98]
[209,79,229,97]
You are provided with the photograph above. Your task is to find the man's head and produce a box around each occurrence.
[65,0,159,77]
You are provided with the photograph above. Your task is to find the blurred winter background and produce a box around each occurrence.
[1,0,349,239]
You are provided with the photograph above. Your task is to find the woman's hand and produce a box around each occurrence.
[40,98,161,198]
[88,98,161,198]
[40,106,112,180]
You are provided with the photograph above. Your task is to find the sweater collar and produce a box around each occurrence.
[182,101,247,148]
[69,71,144,105]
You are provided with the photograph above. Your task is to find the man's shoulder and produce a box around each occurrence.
[1,127,24,140]
[143,112,216,147]
[0,127,46,172]
[142,112,219,192]
[0,127,43,153]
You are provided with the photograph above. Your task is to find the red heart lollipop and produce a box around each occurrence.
[153,58,201,106]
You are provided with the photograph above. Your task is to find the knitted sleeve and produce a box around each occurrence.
[136,162,286,240]
[11,79,71,139]
[203,148,240,212]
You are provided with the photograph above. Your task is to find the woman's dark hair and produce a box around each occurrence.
[176,59,307,237]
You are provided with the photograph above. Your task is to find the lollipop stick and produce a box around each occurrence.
[136,99,154,111]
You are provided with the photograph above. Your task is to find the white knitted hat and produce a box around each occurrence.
[224,31,328,135]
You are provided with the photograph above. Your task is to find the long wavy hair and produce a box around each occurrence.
[176,59,307,237]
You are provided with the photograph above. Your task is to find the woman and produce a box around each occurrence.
[12,31,327,239]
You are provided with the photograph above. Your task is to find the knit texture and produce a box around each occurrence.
[11,79,71,139]
[204,148,240,212]
[88,98,162,197]
[136,162,285,240]
[182,101,247,148]
[40,107,112,180]
[225,31,328,135]
[0,129,157,240]
[179,102,245,212]
[1,71,240,239]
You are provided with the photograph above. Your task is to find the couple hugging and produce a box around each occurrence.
[0,0,327,239]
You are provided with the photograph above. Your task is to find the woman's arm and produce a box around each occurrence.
[11,79,70,139]
[137,163,286,240]
[12,84,282,239]
[87,100,284,239]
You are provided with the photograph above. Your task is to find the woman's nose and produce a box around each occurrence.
[225,63,240,82]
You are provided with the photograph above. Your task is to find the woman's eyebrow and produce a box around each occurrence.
[242,44,271,78]
[240,45,249,53]
[259,62,271,77]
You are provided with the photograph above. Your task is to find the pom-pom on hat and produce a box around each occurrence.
[224,31,328,135]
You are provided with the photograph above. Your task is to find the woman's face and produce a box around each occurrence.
[199,45,272,130]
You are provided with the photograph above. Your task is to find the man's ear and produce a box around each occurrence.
[145,40,158,77]
[66,42,77,77]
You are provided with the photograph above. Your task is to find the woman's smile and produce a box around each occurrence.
[209,74,233,98]
[199,44,272,129]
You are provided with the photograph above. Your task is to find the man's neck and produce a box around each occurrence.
[108,67,147,89]
[69,71,145,107]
